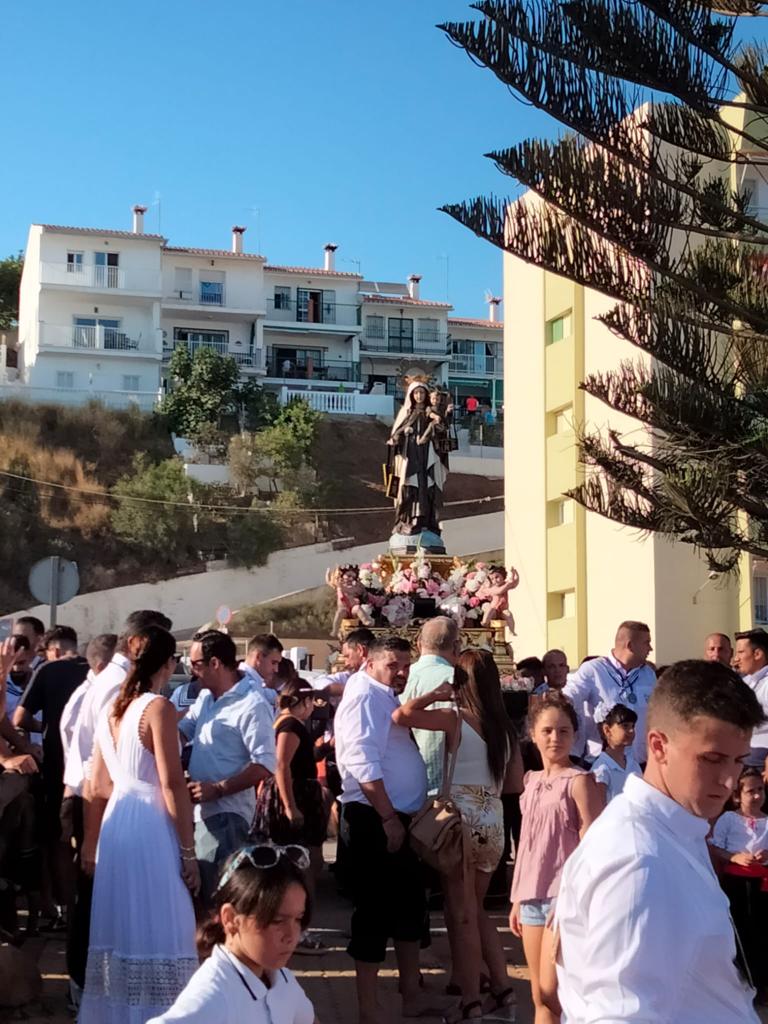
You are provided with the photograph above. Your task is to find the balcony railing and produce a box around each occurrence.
[265,351,360,382]
[359,329,450,356]
[266,298,361,326]
[40,261,161,294]
[39,323,156,352]
[0,381,159,412]
[165,339,257,366]
[449,354,502,376]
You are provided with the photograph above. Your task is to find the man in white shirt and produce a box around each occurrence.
[239,633,283,715]
[734,629,768,771]
[704,631,733,666]
[181,630,276,903]
[335,636,429,1024]
[563,620,656,764]
[556,659,764,1023]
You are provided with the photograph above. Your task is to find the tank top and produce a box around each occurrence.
[451,716,498,792]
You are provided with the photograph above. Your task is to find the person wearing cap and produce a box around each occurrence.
[734,629,768,770]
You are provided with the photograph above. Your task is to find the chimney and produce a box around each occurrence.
[324,243,338,272]
[488,296,502,323]
[408,274,422,300]
[231,226,246,254]
[132,205,148,234]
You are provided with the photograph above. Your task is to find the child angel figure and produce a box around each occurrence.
[478,564,520,632]
[326,564,374,638]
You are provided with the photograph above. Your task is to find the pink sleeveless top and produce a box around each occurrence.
[510,767,584,903]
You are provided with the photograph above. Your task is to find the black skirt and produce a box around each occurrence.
[252,776,328,848]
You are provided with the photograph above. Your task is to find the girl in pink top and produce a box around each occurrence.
[509,693,603,1024]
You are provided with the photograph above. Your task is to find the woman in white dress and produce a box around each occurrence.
[79,626,200,1024]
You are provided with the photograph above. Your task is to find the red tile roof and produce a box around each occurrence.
[40,224,165,241]
[361,294,453,310]
[265,264,363,278]
[448,317,503,329]
[164,246,265,260]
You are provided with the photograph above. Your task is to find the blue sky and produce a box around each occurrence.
[2,1,551,319]
[5,4,764,319]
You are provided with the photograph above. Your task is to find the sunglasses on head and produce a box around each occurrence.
[215,843,310,893]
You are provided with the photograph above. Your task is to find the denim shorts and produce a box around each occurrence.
[519,898,553,927]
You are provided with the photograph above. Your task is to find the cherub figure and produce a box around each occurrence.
[478,564,520,632]
[326,564,374,638]
[417,389,454,455]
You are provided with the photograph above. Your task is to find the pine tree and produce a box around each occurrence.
[440,1,768,571]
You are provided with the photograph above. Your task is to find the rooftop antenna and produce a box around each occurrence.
[341,257,362,274]
[152,191,162,234]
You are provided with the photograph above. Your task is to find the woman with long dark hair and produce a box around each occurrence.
[394,649,524,1022]
[79,626,199,1024]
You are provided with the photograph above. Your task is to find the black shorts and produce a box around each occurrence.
[341,801,426,963]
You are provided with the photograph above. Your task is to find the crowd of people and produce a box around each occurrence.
[0,609,767,1023]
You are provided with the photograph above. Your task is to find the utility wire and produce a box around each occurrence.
[0,468,503,518]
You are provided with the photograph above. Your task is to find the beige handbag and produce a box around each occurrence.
[409,716,470,875]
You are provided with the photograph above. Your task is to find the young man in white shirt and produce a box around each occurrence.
[239,633,283,715]
[734,629,768,770]
[563,620,656,764]
[335,636,430,1024]
[556,660,765,1023]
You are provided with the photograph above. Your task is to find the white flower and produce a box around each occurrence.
[465,578,480,594]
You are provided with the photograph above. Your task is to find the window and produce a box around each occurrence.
[94,251,119,287]
[743,177,760,216]
[173,267,193,299]
[546,312,572,345]
[417,318,440,344]
[122,375,140,392]
[73,317,122,348]
[755,576,768,623]
[549,498,575,526]
[388,317,414,352]
[366,315,384,339]
[297,288,336,323]
[66,251,83,273]
[274,286,291,310]
[200,272,225,305]
[549,590,576,620]
[56,371,74,389]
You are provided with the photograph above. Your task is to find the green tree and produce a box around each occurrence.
[160,346,240,436]
[442,2,768,571]
[225,505,284,568]
[111,456,198,559]
[0,253,23,329]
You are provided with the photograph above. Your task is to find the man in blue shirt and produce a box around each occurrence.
[399,616,460,794]
[181,630,276,903]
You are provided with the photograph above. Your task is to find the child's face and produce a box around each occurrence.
[489,570,506,586]
[604,719,635,751]
[738,776,765,816]
[228,882,306,973]
[341,570,357,586]
[532,708,574,760]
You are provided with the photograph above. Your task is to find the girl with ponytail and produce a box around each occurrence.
[147,845,315,1023]
[79,626,200,1023]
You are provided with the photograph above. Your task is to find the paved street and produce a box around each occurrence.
[18,847,531,1024]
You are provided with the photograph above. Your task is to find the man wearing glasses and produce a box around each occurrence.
[181,630,276,903]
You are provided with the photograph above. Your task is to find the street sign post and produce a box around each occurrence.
[28,557,80,627]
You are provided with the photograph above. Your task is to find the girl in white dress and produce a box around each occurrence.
[146,843,315,1024]
[590,702,642,803]
[79,626,200,1024]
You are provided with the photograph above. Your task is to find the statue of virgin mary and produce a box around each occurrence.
[385,380,448,553]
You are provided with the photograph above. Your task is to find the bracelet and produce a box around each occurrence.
[181,854,197,862]
[180,844,195,853]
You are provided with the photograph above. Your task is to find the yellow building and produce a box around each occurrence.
[502,254,759,667]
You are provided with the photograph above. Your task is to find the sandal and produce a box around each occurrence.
[443,1000,484,1024]
[486,987,516,1012]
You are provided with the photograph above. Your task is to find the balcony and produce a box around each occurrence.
[359,328,450,357]
[0,381,158,411]
[40,261,161,294]
[449,353,502,376]
[39,323,158,353]
[265,298,361,328]
[164,339,257,367]
[279,386,393,417]
[265,350,360,383]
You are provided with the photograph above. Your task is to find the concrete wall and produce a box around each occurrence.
[12,512,503,635]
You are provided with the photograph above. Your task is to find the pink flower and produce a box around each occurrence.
[469,596,481,608]
[426,579,441,595]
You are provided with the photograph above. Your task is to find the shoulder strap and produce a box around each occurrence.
[438,707,462,798]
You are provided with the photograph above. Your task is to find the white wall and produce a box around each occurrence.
[38,230,162,294]
[161,253,265,311]
[11,512,503,634]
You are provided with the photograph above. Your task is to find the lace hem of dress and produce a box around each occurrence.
[85,950,198,1006]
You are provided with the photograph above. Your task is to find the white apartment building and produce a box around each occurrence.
[8,207,503,415]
